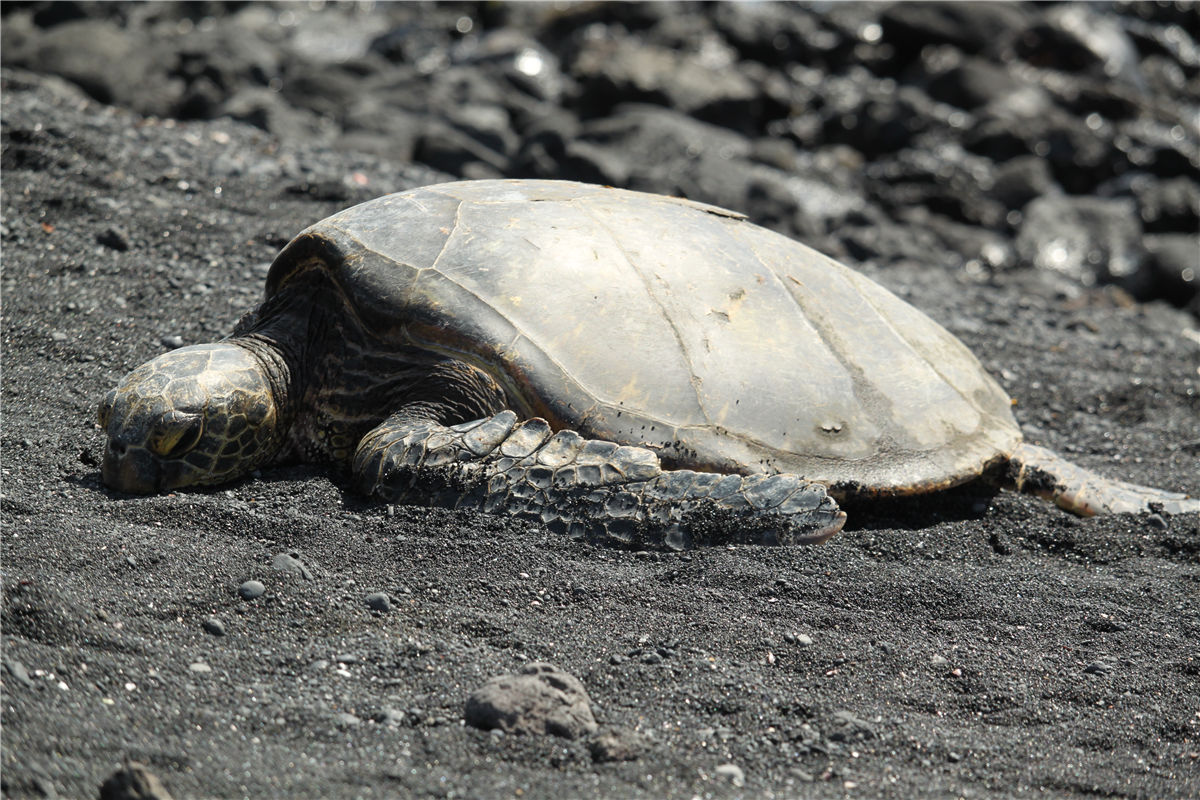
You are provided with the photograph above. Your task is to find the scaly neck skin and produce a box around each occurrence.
[228,275,333,448]
[230,275,364,465]
[229,330,300,447]
[227,273,511,468]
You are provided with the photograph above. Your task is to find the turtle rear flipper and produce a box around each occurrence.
[1007,443,1200,516]
[352,410,846,549]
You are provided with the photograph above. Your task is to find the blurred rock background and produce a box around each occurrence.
[4,0,1197,310]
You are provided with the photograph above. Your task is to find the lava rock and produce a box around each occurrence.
[925,55,1031,111]
[990,155,1059,211]
[712,3,834,67]
[571,35,766,134]
[463,30,568,105]
[464,662,598,739]
[880,2,1030,65]
[1126,176,1200,233]
[3,18,177,114]
[1020,5,1147,92]
[1016,195,1150,296]
[1143,233,1200,309]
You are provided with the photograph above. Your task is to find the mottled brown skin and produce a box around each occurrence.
[98,344,284,493]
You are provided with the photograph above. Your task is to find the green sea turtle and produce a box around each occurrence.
[97,180,1199,548]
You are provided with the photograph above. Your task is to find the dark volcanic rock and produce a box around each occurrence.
[990,155,1059,210]
[1015,4,1147,92]
[1,17,177,112]
[880,2,1031,64]
[1144,233,1200,310]
[2,0,1195,303]
[1016,194,1151,296]
[1124,175,1200,233]
[271,552,313,579]
[925,54,1032,111]
[571,34,768,133]
[711,2,836,67]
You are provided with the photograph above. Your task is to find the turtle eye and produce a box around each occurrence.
[97,390,117,429]
[149,411,204,458]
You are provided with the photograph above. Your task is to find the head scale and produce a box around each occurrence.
[98,343,283,494]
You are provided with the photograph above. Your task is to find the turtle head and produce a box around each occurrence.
[98,343,284,494]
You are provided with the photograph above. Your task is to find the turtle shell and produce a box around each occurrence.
[265,179,1021,497]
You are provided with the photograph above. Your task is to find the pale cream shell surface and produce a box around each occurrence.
[273,179,1022,496]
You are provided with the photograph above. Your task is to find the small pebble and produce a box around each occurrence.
[588,726,646,763]
[372,707,406,726]
[829,710,877,742]
[201,617,226,636]
[271,552,312,579]
[238,580,265,600]
[714,763,745,787]
[189,662,212,674]
[4,658,35,688]
[1146,513,1167,530]
[1084,660,1114,675]
[334,712,362,728]
[96,226,131,252]
[365,591,392,612]
[160,334,185,349]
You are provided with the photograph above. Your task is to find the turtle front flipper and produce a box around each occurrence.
[1007,443,1200,516]
[352,411,846,549]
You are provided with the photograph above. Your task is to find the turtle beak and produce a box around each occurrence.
[101,437,161,495]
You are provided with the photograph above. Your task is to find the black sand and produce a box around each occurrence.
[3,4,1199,798]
